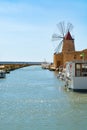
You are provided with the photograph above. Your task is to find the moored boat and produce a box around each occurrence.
[41,62,51,69]
[0,70,6,78]
[0,65,6,78]
[65,61,87,92]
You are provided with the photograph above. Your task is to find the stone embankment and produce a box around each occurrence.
[2,64,29,72]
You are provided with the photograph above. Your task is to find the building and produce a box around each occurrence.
[53,31,87,68]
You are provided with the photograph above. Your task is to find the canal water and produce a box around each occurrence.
[0,66,87,130]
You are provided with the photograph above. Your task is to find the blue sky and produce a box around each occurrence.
[0,0,87,62]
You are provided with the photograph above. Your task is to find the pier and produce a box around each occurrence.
[0,61,42,72]
[0,61,42,65]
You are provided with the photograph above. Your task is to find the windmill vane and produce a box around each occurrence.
[52,21,73,54]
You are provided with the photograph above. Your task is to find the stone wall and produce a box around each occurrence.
[62,39,75,52]
[53,53,63,68]
[53,50,87,68]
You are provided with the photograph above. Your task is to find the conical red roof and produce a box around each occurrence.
[64,31,73,40]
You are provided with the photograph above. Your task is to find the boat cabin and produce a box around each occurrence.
[66,61,87,77]
[75,63,87,77]
[65,61,87,92]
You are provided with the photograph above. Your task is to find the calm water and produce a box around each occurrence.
[0,66,87,130]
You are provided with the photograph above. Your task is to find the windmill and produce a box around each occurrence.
[52,21,73,54]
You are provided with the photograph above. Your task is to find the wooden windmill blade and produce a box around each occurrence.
[57,21,65,37]
[52,33,63,41]
[66,22,73,33]
[54,40,63,54]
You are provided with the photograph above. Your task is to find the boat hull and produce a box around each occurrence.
[68,77,87,92]
[0,70,6,78]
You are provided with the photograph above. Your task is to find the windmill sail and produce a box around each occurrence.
[52,33,63,41]
[52,21,73,54]
[54,41,63,54]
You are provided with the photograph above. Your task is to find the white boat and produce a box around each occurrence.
[41,62,50,69]
[65,61,87,92]
[0,70,6,78]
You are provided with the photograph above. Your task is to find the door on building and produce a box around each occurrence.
[57,61,60,67]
